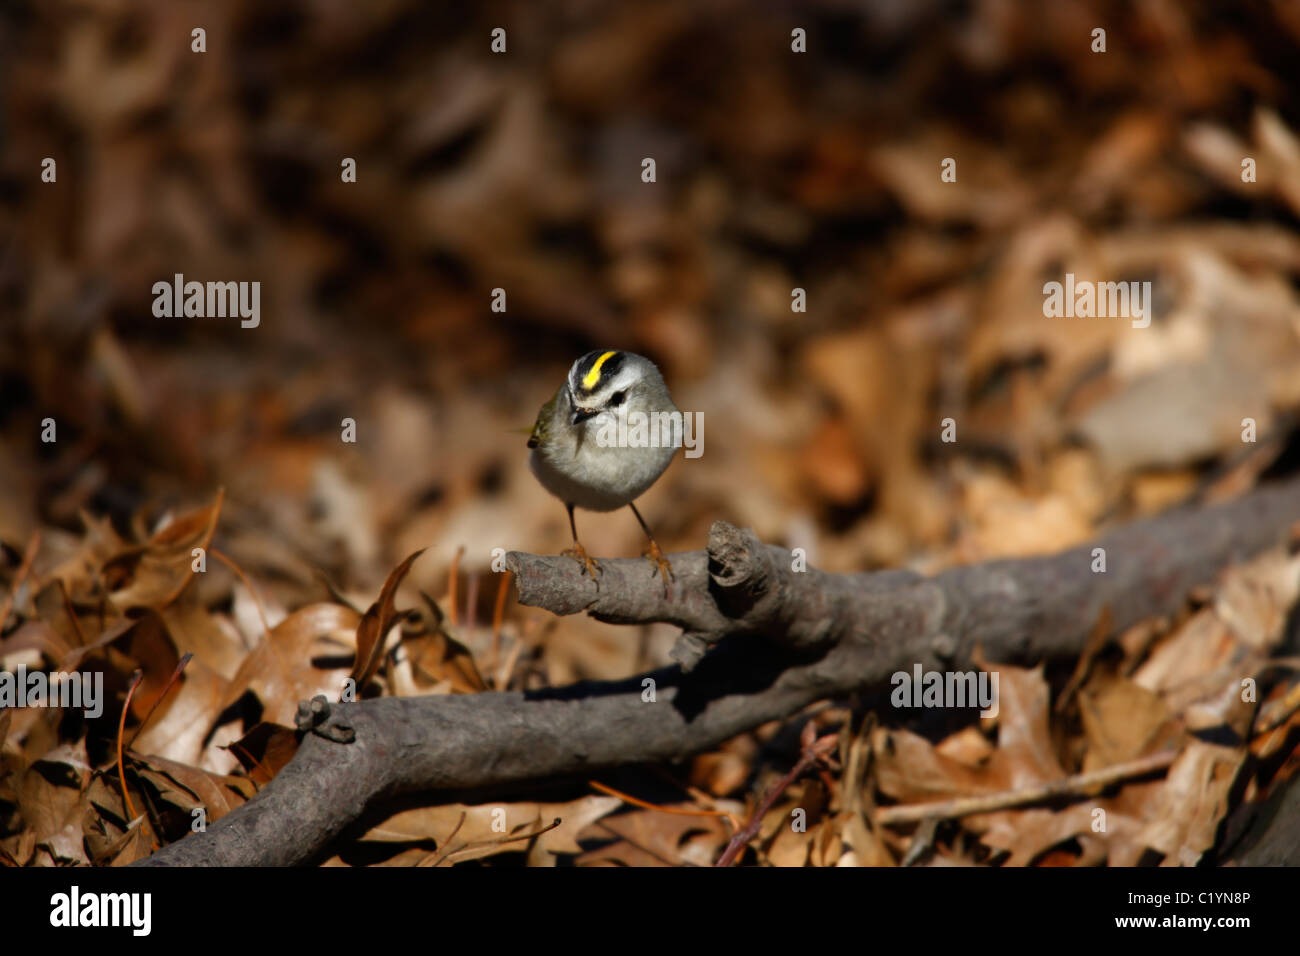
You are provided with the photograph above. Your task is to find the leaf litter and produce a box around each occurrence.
[4,2,1300,867]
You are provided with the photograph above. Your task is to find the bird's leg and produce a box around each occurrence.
[560,503,601,582]
[629,503,673,590]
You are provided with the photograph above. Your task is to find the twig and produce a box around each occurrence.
[447,546,464,628]
[874,749,1179,826]
[127,652,194,748]
[440,811,468,849]
[589,779,738,830]
[715,724,838,866]
[494,634,523,691]
[117,670,144,821]
[408,810,468,868]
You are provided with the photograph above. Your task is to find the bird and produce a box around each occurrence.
[527,349,680,587]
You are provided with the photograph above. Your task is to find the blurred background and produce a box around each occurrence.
[2,0,1300,684]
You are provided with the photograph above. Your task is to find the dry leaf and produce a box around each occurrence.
[222,603,360,725]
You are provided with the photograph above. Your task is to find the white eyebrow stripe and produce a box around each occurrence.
[597,368,638,396]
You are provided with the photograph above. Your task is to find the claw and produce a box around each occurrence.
[561,542,602,584]
[643,539,674,593]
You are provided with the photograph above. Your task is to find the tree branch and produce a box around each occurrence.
[137,478,1300,866]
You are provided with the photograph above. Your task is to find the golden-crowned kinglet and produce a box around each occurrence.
[527,349,679,585]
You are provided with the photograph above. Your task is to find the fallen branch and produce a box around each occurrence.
[136,477,1300,866]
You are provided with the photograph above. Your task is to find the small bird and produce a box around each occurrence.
[527,349,679,586]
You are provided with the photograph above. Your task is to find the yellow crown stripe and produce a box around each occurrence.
[582,350,618,389]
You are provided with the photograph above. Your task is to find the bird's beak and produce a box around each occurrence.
[571,406,597,426]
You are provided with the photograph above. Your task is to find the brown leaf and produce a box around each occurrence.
[872,726,1004,803]
[130,655,230,766]
[1212,549,1300,651]
[808,818,842,867]
[407,626,487,694]
[838,811,895,867]
[108,491,224,610]
[689,750,751,797]
[764,823,811,867]
[350,549,425,689]
[423,817,563,867]
[222,602,360,725]
[934,725,995,769]
[106,821,153,867]
[980,660,1066,786]
[225,722,301,786]
[1078,677,1175,772]
[974,804,1145,868]
[1134,740,1245,866]
[130,751,255,821]
[18,745,90,866]
[111,609,181,722]
[577,808,730,867]
[159,601,249,681]
[362,802,502,845]
[1134,576,1276,724]
[357,795,620,866]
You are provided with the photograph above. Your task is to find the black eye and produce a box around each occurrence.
[609,390,626,407]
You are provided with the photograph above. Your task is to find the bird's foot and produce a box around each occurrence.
[643,539,674,592]
[561,543,602,583]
